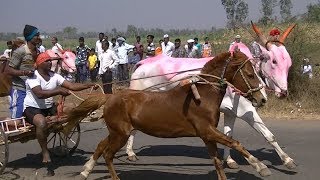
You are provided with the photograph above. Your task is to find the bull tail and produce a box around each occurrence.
[63,94,110,135]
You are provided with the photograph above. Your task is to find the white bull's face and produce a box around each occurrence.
[251,22,295,98]
[261,45,292,98]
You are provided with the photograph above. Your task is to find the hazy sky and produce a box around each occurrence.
[0,0,318,33]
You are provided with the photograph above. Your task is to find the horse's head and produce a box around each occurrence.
[202,51,267,107]
[251,22,295,98]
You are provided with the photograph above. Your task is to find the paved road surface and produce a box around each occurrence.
[0,118,319,180]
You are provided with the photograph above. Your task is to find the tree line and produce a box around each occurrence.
[1,0,320,41]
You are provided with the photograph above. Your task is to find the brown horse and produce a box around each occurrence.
[0,57,12,97]
[0,39,26,97]
[65,51,269,180]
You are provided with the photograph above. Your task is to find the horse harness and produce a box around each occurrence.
[183,57,263,100]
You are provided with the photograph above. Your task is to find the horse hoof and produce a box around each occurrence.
[127,155,139,162]
[80,172,88,180]
[284,160,297,169]
[259,167,272,177]
[226,161,239,169]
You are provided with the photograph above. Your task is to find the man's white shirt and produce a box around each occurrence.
[98,49,119,75]
[52,43,63,54]
[116,43,134,64]
[161,41,175,56]
[24,70,65,110]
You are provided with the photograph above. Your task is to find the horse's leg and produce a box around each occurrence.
[102,132,129,180]
[81,138,108,179]
[223,113,239,169]
[204,141,227,180]
[243,110,297,169]
[204,125,272,177]
[126,130,139,161]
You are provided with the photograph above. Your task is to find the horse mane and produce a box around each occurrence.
[201,51,249,75]
[201,52,231,74]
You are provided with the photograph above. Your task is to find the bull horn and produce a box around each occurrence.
[251,21,269,49]
[279,24,296,44]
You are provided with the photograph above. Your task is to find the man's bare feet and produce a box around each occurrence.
[42,150,51,163]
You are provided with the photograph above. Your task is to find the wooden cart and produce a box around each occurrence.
[0,117,80,174]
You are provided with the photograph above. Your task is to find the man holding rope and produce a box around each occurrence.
[23,51,97,175]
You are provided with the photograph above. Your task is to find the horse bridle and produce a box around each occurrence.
[221,57,263,97]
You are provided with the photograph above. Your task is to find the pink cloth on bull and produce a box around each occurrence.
[137,54,212,79]
[229,42,253,59]
[46,50,76,73]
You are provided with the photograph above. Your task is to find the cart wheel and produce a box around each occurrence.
[0,128,8,174]
[47,124,80,157]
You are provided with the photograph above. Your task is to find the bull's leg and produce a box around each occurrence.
[204,125,272,177]
[244,112,297,169]
[126,130,139,161]
[102,132,129,180]
[204,141,227,180]
[81,138,108,179]
[223,113,239,169]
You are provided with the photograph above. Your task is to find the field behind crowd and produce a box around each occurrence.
[1,22,320,119]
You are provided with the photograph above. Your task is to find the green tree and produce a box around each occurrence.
[280,0,293,22]
[260,0,277,25]
[235,1,249,23]
[306,3,320,22]
[126,25,138,37]
[63,26,78,39]
[111,28,117,36]
[221,0,249,29]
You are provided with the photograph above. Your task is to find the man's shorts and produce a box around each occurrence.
[23,106,57,125]
[9,89,26,119]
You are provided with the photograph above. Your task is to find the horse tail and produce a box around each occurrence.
[63,94,110,135]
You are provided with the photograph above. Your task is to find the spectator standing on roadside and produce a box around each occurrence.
[172,38,186,58]
[99,40,119,93]
[75,37,89,83]
[128,47,141,75]
[134,36,144,60]
[88,48,98,82]
[301,58,313,79]
[95,32,105,69]
[115,37,134,81]
[161,34,174,56]
[194,37,202,54]
[37,39,46,53]
[145,35,155,58]
[155,39,163,56]
[185,39,201,58]
[202,37,212,57]
[51,36,63,72]
[3,41,13,58]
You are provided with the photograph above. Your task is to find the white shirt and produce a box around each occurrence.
[98,49,119,75]
[96,40,113,61]
[95,40,103,61]
[3,49,12,58]
[116,43,134,64]
[302,65,312,74]
[24,70,65,110]
[185,45,199,58]
[52,43,63,54]
[161,41,175,56]
[38,45,46,53]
